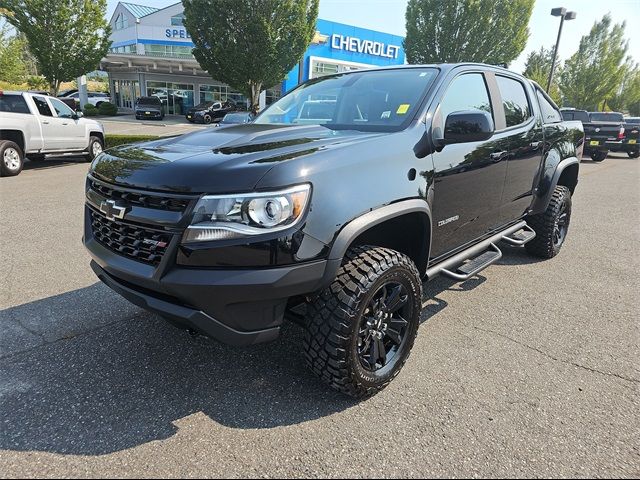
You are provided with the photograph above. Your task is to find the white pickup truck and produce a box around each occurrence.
[0,91,105,177]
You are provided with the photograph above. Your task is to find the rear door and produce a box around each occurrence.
[31,95,59,151]
[495,75,544,222]
[429,71,509,258]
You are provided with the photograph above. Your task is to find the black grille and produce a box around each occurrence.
[89,179,191,212]
[90,209,172,265]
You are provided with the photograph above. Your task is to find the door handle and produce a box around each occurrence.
[42,121,50,125]
[62,122,69,126]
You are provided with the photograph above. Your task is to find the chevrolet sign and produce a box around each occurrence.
[331,34,400,59]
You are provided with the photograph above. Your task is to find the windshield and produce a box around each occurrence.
[255,68,438,131]
[589,112,624,122]
[195,102,214,109]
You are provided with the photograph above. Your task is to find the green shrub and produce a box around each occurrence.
[105,135,161,149]
[83,104,98,117]
[98,102,118,116]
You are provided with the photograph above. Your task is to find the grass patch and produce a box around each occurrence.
[105,135,161,149]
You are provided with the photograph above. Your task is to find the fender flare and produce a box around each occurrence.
[530,156,580,214]
[318,199,432,289]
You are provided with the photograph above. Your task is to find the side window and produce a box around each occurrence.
[536,90,562,124]
[49,98,76,119]
[438,73,493,126]
[496,76,532,127]
[0,94,31,114]
[33,96,53,117]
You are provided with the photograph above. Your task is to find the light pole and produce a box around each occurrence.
[547,7,576,92]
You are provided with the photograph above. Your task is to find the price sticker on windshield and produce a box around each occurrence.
[396,104,410,115]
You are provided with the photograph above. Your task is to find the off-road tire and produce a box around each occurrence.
[590,150,607,162]
[303,246,422,399]
[525,186,572,259]
[0,140,24,177]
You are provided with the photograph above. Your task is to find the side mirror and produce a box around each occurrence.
[444,110,494,144]
[72,112,83,120]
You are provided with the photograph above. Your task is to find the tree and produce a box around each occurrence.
[522,46,561,104]
[559,15,630,111]
[0,23,27,83]
[183,0,319,110]
[608,67,640,114]
[404,0,534,65]
[0,0,111,95]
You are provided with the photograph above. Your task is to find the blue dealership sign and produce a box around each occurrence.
[282,19,406,92]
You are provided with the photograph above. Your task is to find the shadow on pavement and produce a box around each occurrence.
[0,250,512,456]
[22,157,88,171]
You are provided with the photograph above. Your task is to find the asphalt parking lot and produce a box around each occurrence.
[0,153,638,478]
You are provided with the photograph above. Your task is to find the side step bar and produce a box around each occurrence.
[426,221,533,281]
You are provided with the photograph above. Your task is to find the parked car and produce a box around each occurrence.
[219,111,254,125]
[60,91,111,108]
[84,64,582,398]
[0,91,105,176]
[185,100,236,124]
[134,96,165,121]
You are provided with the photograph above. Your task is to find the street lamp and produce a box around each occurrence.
[547,7,577,92]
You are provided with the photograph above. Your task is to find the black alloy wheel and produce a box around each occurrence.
[357,282,411,372]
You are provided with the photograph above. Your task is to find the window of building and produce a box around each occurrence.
[147,81,195,115]
[114,13,129,30]
[171,14,185,26]
[109,44,136,54]
[310,59,366,79]
[144,44,193,58]
[496,75,532,127]
[32,96,53,116]
[199,84,247,107]
[537,90,562,124]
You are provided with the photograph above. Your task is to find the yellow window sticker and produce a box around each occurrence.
[397,104,410,115]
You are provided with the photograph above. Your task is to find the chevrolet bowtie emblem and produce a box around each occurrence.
[100,200,128,221]
[312,31,329,44]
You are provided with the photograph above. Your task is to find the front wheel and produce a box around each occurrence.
[525,185,572,259]
[303,246,423,398]
[0,140,24,177]
[85,136,104,162]
[590,150,608,162]
[203,114,212,124]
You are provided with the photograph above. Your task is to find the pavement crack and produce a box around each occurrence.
[472,325,640,385]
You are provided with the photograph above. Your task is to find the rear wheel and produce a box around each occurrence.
[525,186,572,259]
[0,140,24,177]
[590,150,607,162]
[303,246,422,398]
[628,150,639,159]
[85,136,104,162]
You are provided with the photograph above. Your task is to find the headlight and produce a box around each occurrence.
[183,184,311,243]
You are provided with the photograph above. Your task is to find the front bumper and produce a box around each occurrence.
[135,110,163,119]
[86,234,326,346]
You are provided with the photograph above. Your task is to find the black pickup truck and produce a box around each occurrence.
[84,64,583,398]
[612,117,639,158]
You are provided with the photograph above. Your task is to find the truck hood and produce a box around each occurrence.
[91,124,384,193]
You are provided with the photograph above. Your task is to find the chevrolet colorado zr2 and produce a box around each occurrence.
[84,64,583,398]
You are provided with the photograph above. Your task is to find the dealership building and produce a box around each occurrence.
[102,2,406,114]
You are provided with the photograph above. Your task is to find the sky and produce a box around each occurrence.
[105,0,640,73]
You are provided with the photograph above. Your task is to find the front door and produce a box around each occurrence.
[46,97,87,150]
[429,72,509,258]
